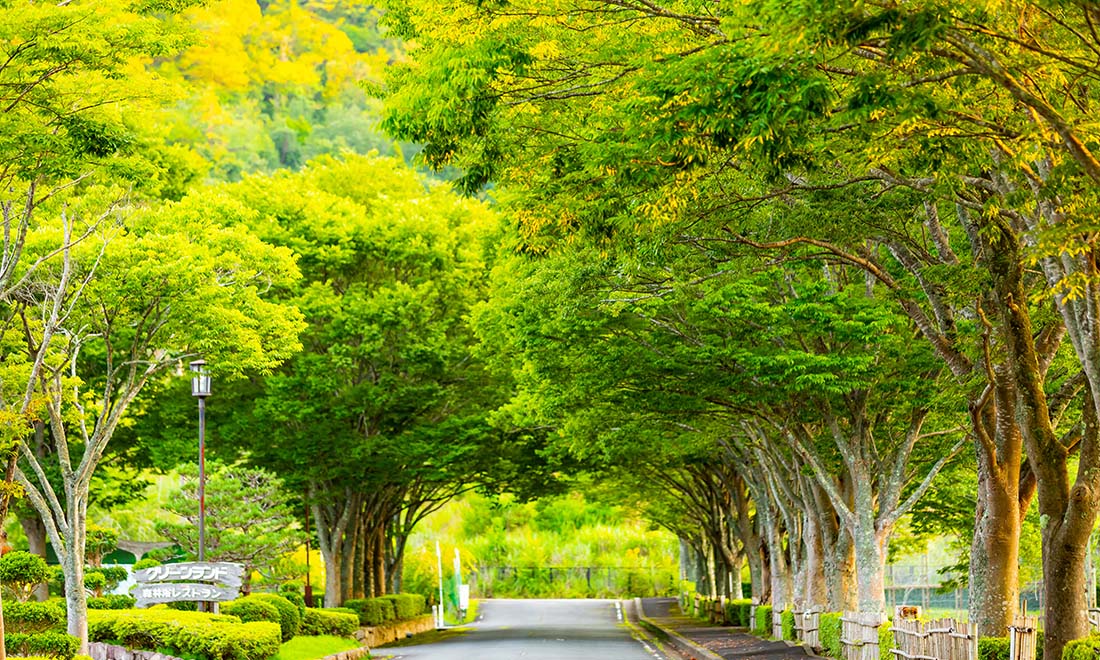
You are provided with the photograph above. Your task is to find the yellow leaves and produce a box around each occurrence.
[175,0,372,99]
[530,40,562,60]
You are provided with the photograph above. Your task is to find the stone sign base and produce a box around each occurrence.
[355,614,436,648]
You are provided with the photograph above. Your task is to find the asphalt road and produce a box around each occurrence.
[376,599,669,660]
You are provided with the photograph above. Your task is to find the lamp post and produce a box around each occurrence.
[189,360,212,563]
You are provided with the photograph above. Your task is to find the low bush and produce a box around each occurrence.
[879,619,894,658]
[87,609,281,660]
[301,608,359,637]
[86,594,135,610]
[250,593,301,640]
[1063,635,1098,660]
[754,605,772,637]
[980,633,1041,660]
[5,600,65,633]
[278,590,307,616]
[820,612,843,659]
[782,609,796,641]
[6,631,79,659]
[221,596,282,627]
[979,637,1010,660]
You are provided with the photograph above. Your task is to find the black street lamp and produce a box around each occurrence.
[190,360,211,566]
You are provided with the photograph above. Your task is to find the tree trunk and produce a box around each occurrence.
[373,524,386,596]
[312,496,356,608]
[352,516,366,600]
[851,509,887,613]
[60,506,89,652]
[339,524,357,604]
[1042,519,1090,659]
[320,541,342,609]
[730,552,744,599]
[801,509,828,609]
[969,423,1020,637]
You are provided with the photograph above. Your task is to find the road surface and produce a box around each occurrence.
[376,598,669,660]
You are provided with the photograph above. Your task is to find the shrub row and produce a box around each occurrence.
[343,594,428,627]
[301,608,359,637]
[724,599,752,626]
[87,608,281,660]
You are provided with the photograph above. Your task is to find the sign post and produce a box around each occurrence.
[435,541,444,628]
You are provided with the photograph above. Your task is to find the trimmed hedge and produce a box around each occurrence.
[753,605,772,637]
[301,608,359,637]
[381,593,427,620]
[250,593,302,640]
[344,597,395,626]
[725,599,752,627]
[820,612,843,659]
[87,609,281,660]
[782,609,796,641]
[5,600,65,633]
[6,631,78,659]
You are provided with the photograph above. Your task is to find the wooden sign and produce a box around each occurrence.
[134,562,244,588]
[135,583,239,608]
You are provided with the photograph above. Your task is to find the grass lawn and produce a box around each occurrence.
[273,635,363,660]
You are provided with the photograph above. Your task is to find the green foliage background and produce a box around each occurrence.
[402,492,679,599]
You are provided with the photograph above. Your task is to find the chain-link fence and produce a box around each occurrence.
[886,562,1044,616]
[468,565,679,599]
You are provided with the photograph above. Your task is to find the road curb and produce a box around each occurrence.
[634,598,725,660]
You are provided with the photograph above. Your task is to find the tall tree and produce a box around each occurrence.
[214,154,500,605]
[12,189,302,650]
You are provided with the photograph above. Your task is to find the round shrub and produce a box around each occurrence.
[132,558,161,572]
[251,593,301,641]
[83,571,107,595]
[0,551,50,601]
[222,596,282,627]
